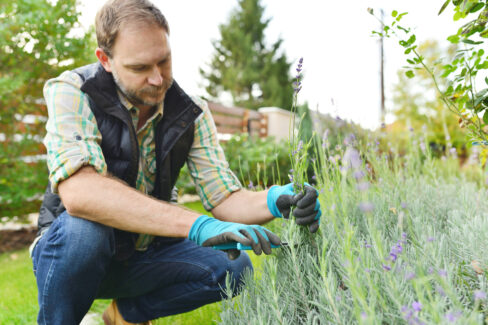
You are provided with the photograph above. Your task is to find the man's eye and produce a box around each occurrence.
[132,66,147,72]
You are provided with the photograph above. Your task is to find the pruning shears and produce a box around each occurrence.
[213,242,290,250]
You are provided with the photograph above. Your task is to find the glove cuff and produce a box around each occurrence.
[188,215,212,245]
[267,185,282,218]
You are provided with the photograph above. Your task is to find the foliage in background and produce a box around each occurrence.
[390,40,469,157]
[0,0,95,219]
[200,0,294,110]
[219,127,488,324]
[371,2,488,161]
[176,134,291,196]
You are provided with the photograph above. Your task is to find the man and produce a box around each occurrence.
[31,0,321,324]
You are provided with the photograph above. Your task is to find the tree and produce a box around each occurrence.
[391,40,468,155]
[200,0,294,110]
[0,0,95,219]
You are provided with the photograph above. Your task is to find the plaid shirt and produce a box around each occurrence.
[43,70,241,249]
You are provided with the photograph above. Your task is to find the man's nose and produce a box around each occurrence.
[147,66,163,86]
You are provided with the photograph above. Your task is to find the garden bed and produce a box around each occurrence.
[0,227,37,254]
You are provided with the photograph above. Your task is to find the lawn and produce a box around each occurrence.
[0,200,269,324]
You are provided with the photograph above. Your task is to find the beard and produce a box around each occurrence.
[111,68,173,108]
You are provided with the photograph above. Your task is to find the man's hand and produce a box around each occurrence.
[267,183,322,233]
[188,215,281,260]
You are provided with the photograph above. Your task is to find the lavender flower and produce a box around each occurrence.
[365,268,371,273]
[474,290,487,300]
[405,272,416,280]
[359,202,374,213]
[248,181,254,189]
[401,202,408,209]
[445,311,462,323]
[322,129,329,141]
[427,237,435,242]
[294,58,303,94]
[436,285,446,297]
[412,301,422,312]
[438,269,447,277]
[361,311,367,320]
[353,170,365,180]
[383,264,391,271]
[419,141,426,153]
[343,147,361,169]
[344,133,356,146]
[356,182,370,192]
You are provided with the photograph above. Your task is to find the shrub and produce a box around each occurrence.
[219,130,488,324]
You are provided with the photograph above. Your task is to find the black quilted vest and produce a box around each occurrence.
[37,63,202,257]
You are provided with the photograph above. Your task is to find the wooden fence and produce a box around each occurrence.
[208,102,268,138]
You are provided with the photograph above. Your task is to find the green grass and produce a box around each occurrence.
[0,200,267,324]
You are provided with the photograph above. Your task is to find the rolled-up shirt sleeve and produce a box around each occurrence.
[43,71,107,193]
[187,97,242,210]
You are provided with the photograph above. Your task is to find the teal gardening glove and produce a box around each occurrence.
[188,215,281,260]
[267,183,322,233]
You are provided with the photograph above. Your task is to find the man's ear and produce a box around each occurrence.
[95,48,112,73]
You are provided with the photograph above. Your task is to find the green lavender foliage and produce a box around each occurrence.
[219,130,488,324]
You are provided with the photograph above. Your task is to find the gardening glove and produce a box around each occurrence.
[292,185,322,233]
[188,215,281,260]
[267,183,296,218]
[267,183,322,233]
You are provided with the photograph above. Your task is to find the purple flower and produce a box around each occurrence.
[401,202,408,209]
[390,253,398,262]
[356,182,370,192]
[343,147,361,169]
[248,181,254,189]
[428,267,434,274]
[438,269,447,277]
[344,133,356,146]
[412,301,422,312]
[359,202,374,213]
[474,290,487,300]
[365,268,371,273]
[353,170,365,180]
[445,311,462,323]
[405,272,416,280]
[436,285,446,297]
[420,142,426,152]
[427,237,435,242]
[322,129,329,141]
[383,264,391,271]
[312,175,316,180]
[361,311,367,320]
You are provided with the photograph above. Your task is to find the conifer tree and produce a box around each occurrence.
[200,0,294,110]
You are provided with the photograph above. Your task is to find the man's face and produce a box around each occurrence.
[100,22,173,109]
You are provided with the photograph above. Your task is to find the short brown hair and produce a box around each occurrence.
[95,0,169,57]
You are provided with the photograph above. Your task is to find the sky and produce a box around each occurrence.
[78,0,459,130]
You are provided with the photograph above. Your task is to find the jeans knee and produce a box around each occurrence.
[50,211,115,262]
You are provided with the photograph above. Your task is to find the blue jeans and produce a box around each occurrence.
[31,211,253,324]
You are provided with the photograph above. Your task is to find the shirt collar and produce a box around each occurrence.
[116,89,164,118]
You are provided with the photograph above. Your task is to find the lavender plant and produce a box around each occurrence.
[218,59,488,323]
